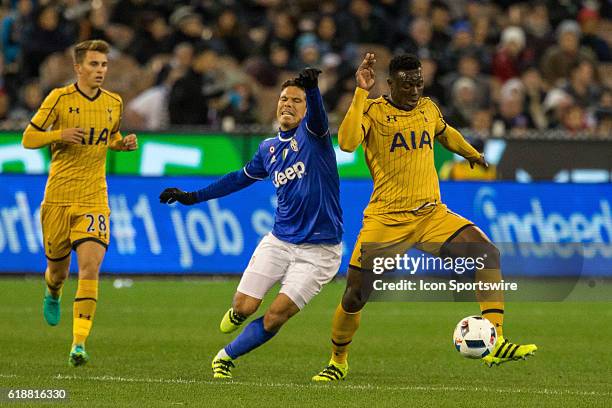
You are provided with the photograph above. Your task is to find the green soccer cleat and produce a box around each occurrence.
[219,308,247,334]
[68,344,89,367]
[43,290,61,326]
[312,360,348,382]
[482,336,537,367]
[212,356,235,379]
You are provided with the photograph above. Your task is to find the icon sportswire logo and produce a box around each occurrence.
[272,162,306,188]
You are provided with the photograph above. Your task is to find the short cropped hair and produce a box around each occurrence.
[389,54,422,76]
[73,40,110,64]
[281,79,305,91]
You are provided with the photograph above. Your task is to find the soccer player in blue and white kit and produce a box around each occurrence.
[159,68,343,379]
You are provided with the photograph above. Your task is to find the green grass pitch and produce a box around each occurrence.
[1,277,611,407]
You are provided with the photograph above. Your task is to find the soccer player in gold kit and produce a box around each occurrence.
[22,40,138,366]
[313,54,537,381]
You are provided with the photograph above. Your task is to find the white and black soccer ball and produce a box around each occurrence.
[453,316,497,359]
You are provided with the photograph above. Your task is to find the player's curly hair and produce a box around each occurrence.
[389,54,421,75]
[73,40,110,64]
[281,79,305,91]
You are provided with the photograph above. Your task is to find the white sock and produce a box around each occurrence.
[215,348,231,360]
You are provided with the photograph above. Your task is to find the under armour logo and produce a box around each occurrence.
[386,115,397,122]
[420,110,427,122]
[79,313,91,320]
[69,107,80,114]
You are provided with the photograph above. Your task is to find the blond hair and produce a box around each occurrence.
[73,40,110,64]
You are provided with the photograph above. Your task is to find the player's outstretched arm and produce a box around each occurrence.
[159,169,258,206]
[22,126,85,149]
[338,53,376,152]
[296,68,329,138]
[437,125,488,169]
[109,133,138,151]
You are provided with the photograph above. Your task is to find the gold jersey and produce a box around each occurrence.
[29,84,123,206]
[338,88,479,216]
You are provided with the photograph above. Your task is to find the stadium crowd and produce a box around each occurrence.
[0,0,610,137]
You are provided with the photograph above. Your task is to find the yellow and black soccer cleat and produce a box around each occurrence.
[219,308,247,334]
[212,356,235,379]
[312,360,348,382]
[482,336,538,367]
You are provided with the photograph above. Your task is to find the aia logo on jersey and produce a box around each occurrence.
[81,127,110,145]
[390,130,432,152]
[69,107,80,114]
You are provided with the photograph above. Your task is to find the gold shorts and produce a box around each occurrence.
[349,204,474,269]
[41,204,110,261]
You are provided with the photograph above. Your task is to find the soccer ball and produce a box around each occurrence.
[453,316,497,358]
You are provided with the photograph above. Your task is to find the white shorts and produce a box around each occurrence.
[237,233,342,309]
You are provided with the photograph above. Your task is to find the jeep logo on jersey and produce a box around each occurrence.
[272,161,306,187]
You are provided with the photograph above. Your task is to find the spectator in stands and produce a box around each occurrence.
[83,1,113,44]
[429,1,452,53]
[393,17,437,61]
[7,79,42,123]
[212,8,253,63]
[317,14,350,61]
[294,34,321,70]
[595,88,611,136]
[219,81,258,127]
[543,88,574,129]
[521,67,548,129]
[109,0,151,27]
[562,59,602,110]
[262,11,297,62]
[1,0,33,74]
[492,26,530,83]
[446,77,481,128]
[125,66,173,130]
[168,6,205,49]
[421,57,445,105]
[442,21,486,74]
[344,0,389,46]
[559,104,590,134]
[470,109,493,138]
[493,80,534,136]
[540,20,597,87]
[168,48,224,125]
[130,12,173,65]
[577,7,610,62]
[442,53,490,109]
[21,5,74,80]
[524,2,555,61]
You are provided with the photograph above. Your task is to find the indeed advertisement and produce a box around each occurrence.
[0,175,610,276]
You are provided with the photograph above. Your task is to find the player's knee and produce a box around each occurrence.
[78,259,101,279]
[46,267,68,284]
[232,296,259,317]
[342,287,366,313]
[263,308,290,332]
